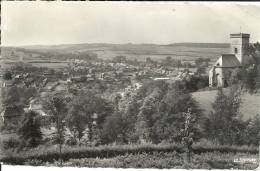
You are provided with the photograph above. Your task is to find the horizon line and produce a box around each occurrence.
[1,41,233,48]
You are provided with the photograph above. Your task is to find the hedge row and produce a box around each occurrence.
[192,144,259,154]
[1,144,258,165]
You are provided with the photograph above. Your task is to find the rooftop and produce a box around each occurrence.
[217,54,241,68]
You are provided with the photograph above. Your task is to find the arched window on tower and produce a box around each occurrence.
[234,48,238,54]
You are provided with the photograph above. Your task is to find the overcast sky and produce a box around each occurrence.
[2,2,260,46]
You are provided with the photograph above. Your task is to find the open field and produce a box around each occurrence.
[192,90,260,120]
[27,61,69,69]
[0,60,69,70]
[1,43,229,62]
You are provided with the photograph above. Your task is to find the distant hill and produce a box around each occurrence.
[192,90,260,120]
[166,43,229,48]
[1,42,230,62]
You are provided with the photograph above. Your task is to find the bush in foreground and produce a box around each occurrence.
[23,151,259,169]
[0,143,258,165]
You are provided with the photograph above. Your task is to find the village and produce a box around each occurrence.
[0,53,207,124]
[1,32,253,124]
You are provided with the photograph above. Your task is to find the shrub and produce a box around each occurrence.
[18,110,42,147]
[65,137,77,146]
[24,159,44,166]
[2,137,21,150]
[0,143,258,166]
[3,71,12,80]
[39,151,258,169]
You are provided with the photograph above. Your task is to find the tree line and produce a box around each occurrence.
[2,79,259,150]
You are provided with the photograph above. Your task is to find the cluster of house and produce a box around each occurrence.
[70,57,199,83]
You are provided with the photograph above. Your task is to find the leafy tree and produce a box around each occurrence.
[101,111,126,144]
[2,86,20,107]
[67,91,113,145]
[135,88,161,143]
[183,75,208,92]
[244,115,260,146]
[119,93,140,143]
[2,86,37,108]
[66,103,85,144]
[196,67,206,75]
[1,86,24,130]
[244,66,258,92]
[43,94,68,166]
[228,68,246,86]
[180,108,195,163]
[102,90,142,144]
[206,89,227,144]
[155,87,202,143]
[135,80,201,144]
[244,42,260,66]
[103,80,202,145]
[3,71,12,80]
[206,86,243,145]
[239,42,260,92]
[18,110,42,147]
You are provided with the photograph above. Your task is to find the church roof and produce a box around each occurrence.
[221,54,241,67]
[215,54,241,68]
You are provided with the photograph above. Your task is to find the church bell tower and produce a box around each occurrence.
[230,33,250,65]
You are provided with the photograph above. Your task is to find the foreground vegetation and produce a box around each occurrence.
[1,143,258,168]
[44,152,258,169]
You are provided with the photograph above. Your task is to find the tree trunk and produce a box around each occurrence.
[59,142,62,166]
[88,124,93,143]
[186,145,191,163]
[57,117,63,167]
[78,136,81,146]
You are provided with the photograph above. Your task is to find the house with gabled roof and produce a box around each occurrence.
[209,33,250,87]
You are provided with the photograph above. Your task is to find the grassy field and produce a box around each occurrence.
[1,43,229,62]
[192,90,260,120]
[28,62,69,69]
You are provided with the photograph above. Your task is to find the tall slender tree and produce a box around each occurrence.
[43,94,68,166]
[180,108,196,163]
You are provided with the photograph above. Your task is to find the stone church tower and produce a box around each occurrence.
[230,33,250,65]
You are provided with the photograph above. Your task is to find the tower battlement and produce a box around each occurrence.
[230,33,250,38]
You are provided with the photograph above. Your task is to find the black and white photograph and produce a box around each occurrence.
[0,1,259,170]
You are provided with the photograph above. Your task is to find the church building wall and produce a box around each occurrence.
[215,67,224,87]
